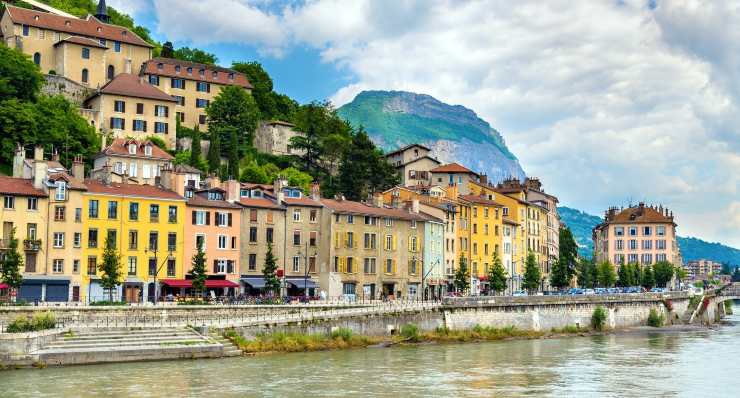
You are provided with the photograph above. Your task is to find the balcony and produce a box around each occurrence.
[23,239,42,251]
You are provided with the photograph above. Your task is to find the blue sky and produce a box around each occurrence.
[111,0,740,248]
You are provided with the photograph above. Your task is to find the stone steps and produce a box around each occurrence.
[43,336,209,350]
[210,332,242,357]
[61,330,198,341]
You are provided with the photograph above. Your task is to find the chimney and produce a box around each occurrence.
[310,182,321,201]
[223,179,239,202]
[12,144,25,178]
[411,199,420,214]
[160,165,174,191]
[205,174,221,189]
[373,193,384,208]
[33,160,47,190]
[33,145,44,161]
[72,155,84,180]
[52,149,60,162]
[274,178,286,203]
[102,162,112,186]
[479,174,488,185]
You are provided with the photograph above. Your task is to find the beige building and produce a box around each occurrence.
[84,73,178,149]
[92,138,174,185]
[593,203,681,267]
[0,3,153,89]
[254,121,305,157]
[280,182,324,296]
[430,163,480,195]
[383,144,441,186]
[140,58,252,131]
[685,259,722,278]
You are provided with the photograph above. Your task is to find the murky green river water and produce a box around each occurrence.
[2,303,738,397]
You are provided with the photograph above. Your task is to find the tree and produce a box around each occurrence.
[558,226,579,281]
[280,167,313,194]
[454,255,470,294]
[732,268,740,283]
[262,243,281,296]
[641,265,655,290]
[617,262,634,287]
[523,251,542,293]
[98,236,123,302]
[206,85,260,154]
[674,265,688,289]
[596,261,617,287]
[487,252,507,295]
[335,129,399,201]
[190,240,207,297]
[0,227,24,299]
[0,44,43,102]
[577,258,598,289]
[173,47,218,64]
[232,61,277,119]
[720,263,732,275]
[160,41,175,58]
[549,258,569,290]
[226,126,240,180]
[207,130,221,173]
[290,103,327,176]
[653,261,675,288]
[240,160,269,183]
[190,124,202,165]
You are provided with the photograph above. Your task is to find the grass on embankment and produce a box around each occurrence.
[223,324,589,354]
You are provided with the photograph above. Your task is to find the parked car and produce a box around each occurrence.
[583,289,596,295]
[607,287,621,294]
[594,288,607,295]
[650,287,667,293]
[512,290,527,297]
[568,288,584,295]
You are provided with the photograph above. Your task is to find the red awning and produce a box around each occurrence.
[160,279,239,288]
[0,283,8,289]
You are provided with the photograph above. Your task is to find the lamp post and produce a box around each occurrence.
[145,246,173,305]
[299,241,317,299]
[422,259,439,301]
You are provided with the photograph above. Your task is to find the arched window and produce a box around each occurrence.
[107,65,115,80]
[81,68,89,83]
[33,52,41,66]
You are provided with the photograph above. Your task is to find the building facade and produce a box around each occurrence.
[92,138,174,185]
[254,121,305,157]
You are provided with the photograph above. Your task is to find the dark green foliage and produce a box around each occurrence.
[577,258,598,289]
[190,125,202,165]
[98,236,122,302]
[558,226,579,280]
[652,261,675,288]
[262,243,280,296]
[549,258,569,290]
[596,261,617,287]
[226,126,240,180]
[160,41,175,58]
[454,255,470,293]
[591,306,607,331]
[173,47,218,65]
[335,128,399,200]
[0,44,42,102]
[617,262,635,287]
[487,252,507,295]
[207,130,221,173]
[400,324,420,342]
[206,85,260,155]
[0,227,23,290]
[231,61,298,121]
[647,308,664,327]
[143,135,167,150]
[190,240,207,296]
[6,312,55,333]
[523,251,542,293]
[641,265,655,290]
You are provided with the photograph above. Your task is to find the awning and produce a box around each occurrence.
[241,277,266,288]
[285,278,318,289]
[0,283,8,289]
[160,279,239,288]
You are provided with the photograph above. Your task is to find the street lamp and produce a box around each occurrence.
[422,259,440,301]
[298,241,317,299]
[145,246,173,305]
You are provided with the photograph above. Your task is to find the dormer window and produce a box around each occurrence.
[228,73,234,81]
[121,31,127,36]
[212,71,218,79]
[253,190,262,198]
[157,63,164,70]
[97,27,102,32]
[175,65,181,73]
[284,188,301,198]
[128,144,137,155]
[144,145,152,157]
[240,189,248,197]
[34,15,39,21]
[65,20,71,26]
[199,68,205,77]
[55,181,67,201]
[207,191,224,200]
[187,67,192,75]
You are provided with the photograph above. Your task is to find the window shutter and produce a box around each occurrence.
[227,213,232,226]
[213,259,218,273]
[192,210,196,224]
[392,260,397,274]
[164,122,169,134]
[334,232,340,249]
[143,121,147,132]
[408,236,412,252]
[122,102,125,113]
[121,119,125,130]
[206,83,211,93]
[164,106,169,117]
[205,211,210,225]
[392,236,397,251]
[109,117,114,129]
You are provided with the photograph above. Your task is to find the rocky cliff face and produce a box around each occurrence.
[337,90,525,182]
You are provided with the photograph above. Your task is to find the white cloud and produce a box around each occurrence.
[106,0,149,16]
[144,0,740,247]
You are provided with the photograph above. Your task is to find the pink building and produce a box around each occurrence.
[593,203,681,266]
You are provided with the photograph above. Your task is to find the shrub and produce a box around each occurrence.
[591,306,607,331]
[435,326,450,336]
[688,295,701,309]
[647,308,664,327]
[6,312,56,333]
[330,328,353,342]
[400,324,420,342]
[724,300,733,315]
[90,300,127,306]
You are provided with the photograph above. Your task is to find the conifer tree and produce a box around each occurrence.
[190,240,207,297]
[190,124,202,166]
[549,258,570,290]
[207,130,221,174]
[263,243,280,297]
[487,252,508,295]
[454,255,470,294]
[523,251,542,293]
[0,227,23,300]
[98,236,122,302]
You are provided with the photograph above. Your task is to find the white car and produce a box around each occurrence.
[512,290,527,297]
[584,289,596,295]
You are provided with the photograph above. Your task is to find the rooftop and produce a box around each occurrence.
[430,163,478,175]
[321,198,434,221]
[53,35,108,49]
[84,180,183,200]
[0,175,46,197]
[87,73,177,103]
[384,143,431,158]
[602,203,675,224]
[238,197,284,210]
[96,138,174,161]
[142,58,252,89]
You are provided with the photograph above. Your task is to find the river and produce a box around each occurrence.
[2,303,738,397]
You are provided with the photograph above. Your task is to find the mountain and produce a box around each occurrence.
[337,90,525,182]
[558,206,740,265]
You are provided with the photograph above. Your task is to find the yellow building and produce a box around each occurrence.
[83,73,179,149]
[459,194,504,294]
[82,179,186,303]
[0,4,153,89]
[141,58,252,131]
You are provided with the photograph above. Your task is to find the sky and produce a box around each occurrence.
[110,0,740,248]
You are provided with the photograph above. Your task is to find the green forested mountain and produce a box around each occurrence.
[558,206,740,265]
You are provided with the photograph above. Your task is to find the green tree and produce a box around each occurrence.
[335,129,399,201]
[558,226,579,281]
[674,265,688,289]
[0,44,42,102]
[0,227,24,298]
[240,160,269,183]
[617,263,633,287]
[173,47,218,64]
[523,251,542,293]
[596,261,617,287]
[577,258,597,289]
[290,103,327,176]
[454,255,470,294]
[280,167,313,194]
[653,261,675,288]
[207,131,221,173]
[226,126,240,180]
[487,252,507,295]
[262,243,281,297]
[641,265,655,290]
[98,236,122,302]
[160,41,175,58]
[206,85,260,153]
[732,268,740,282]
[190,240,207,297]
[190,125,202,165]
[549,258,569,290]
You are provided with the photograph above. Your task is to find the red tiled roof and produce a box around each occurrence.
[459,194,503,207]
[240,183,274,192]
[84,180,183,200]
[238,197,284,210]
[47,172,86,190]
[607,205,674,224]
[283,196,323,208]
[321,198,432,221]
[97,138,174,160]
[88,73,177,103]
[142,58,252,89]
[430,163,478,175]
[0,176,46,197]
[4,5,153,47]
[53,35,108,49]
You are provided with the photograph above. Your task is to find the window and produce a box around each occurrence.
[346,257,354,273]
[249,227,257,243]
[292,256,300,273]
[216,212,229,226]
[127,257,136,275]
[89,200,99,218]
[53,232,64,248]
[176,112,185,122]
[129,202,139,220]
[642,240,652,250]
[196,82,210,92]
[218,235,227,249]
[656,253,667,262]
[629,227,637,236]
[108,201,118,219]
[385,259,394,274]
[149,231,158,250]
[168,232,177,251]
[155,105,169,117]
[364,216,377,225]
[215,259,227,274]
[248,254,257,271]
[3,196,14,209]
[266,227,274,243]
[53,259,64,273]
[615,239,624,250]
[27,197,38,210]
[113,100,126,113]
[150,204,159,222]
[656,239,666,250]
[385,218,393,227]
[292,209,301,221]
[168,206,177,223]
[347,214,354,224]
[643,226,652,236]
[75,208,82,222]
[628,239,637,250]
[73,259,80,273]
[87,256,97,276]
[107,229,117,248]
[193,210,207,225]
[33,52,40,65]
[385,235,394,251]
[154,122,169,134]
[82,47,90,59]
[129,230,138,250]
[310,231,318,247]
[196,99,209,108]
[293,230,301,245]
[363,233,376,249]
[364,258,377,274]
[149,75,160,85]
[167,258,176,277]
[148,258,156,276]
[249,209,258,222]
[174,96,185,106]
[615,226,624,236]
[114,41,121,52]
[343,283,356,295]
[410,220,417,229]
[310,209,317,222]
[641,253,653,265]
[54,205,65,221]
[88,229,98,248]
[657,226,666,236]
[107,65,114,80]
[74,232,82,247]
[81,68,89,83]
[171,78,185,89]
[346,232,354,248]
[22,24,29,36]
[187,67,193,75]
[110,117,124,129]
[133,120,146,131]
[409,258,418,275]
[231,236,237,249]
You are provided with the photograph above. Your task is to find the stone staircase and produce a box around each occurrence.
[33,327,225,366]
[210,331,242,357]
